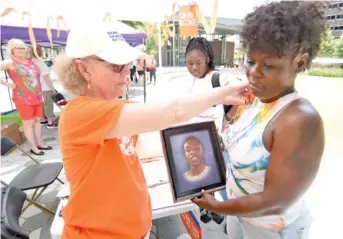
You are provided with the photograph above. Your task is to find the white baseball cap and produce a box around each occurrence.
[65,23,144,65]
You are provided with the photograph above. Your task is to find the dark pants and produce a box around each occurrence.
[149,68,156,83]
[130,66,136,82]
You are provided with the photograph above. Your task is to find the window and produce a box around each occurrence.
[337,15,342,19]
[330,27,334,30]
[327,16,331,20]
[334,26,339,30]
[339,26,343,30]
[339,3,343,7]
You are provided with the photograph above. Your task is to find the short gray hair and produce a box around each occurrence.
[52,55,87,96]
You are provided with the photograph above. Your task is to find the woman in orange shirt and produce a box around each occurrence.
[53,23,249,239]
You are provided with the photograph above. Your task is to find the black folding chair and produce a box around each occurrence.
[1,137,64,216]
[2,137,39,164]
[1,186,30,239]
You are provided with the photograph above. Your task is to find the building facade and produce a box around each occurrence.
[161,16,241,67]
[326,1,343,38]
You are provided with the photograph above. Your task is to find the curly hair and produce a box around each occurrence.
[240,1,327,68]
[53,55,87,96]
[185,37,215,71]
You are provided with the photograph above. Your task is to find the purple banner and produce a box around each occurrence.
[1,26,145,47]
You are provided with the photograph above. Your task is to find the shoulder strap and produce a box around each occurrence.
[211,71,220,88]
[29,59,41,74]
[211,71,231,114]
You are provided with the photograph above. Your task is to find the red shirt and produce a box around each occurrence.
[7,58,42,105]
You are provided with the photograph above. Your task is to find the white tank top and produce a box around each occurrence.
[222,92,305,229]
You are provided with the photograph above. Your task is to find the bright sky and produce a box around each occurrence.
[198,0,277,19]
[0,0,280,25]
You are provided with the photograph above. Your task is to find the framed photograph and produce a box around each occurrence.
[161,121,226,203]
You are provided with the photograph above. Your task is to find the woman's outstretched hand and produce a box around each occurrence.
[222,81,250,105]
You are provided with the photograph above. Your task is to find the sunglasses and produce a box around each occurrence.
[91,57,128,73]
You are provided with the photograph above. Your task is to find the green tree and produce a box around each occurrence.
[121,21,145,31]
[319,29,335,57]
[334,34,343,58]
[145,34,158,55]
[121,20,158,55]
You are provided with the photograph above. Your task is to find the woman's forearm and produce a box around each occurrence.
[212,192,284,218]
[171,86,228,123]
[0,79,16,89]
[0,61,15,89]
[110,83,246,138]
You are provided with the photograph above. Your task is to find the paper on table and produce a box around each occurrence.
[150,183,175,210]
[57,182,70,198]
[136,132,164,159]
[142,159,169,186]
[149,183,192,211]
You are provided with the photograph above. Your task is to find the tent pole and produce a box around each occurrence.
[172,36,175,67]
[143,59,146,103]
[0,45,14,110]
[143,37,147,104]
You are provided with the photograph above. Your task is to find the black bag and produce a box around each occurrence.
[51,92,66,104]
[211,71,232,114]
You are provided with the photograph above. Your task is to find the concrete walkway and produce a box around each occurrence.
[1,69,343,239]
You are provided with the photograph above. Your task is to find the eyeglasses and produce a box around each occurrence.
[90,57,128,73]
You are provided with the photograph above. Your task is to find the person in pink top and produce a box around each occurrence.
[0,39,52,155]
[147,54,157,85]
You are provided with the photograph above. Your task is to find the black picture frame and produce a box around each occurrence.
[160,121,226,203]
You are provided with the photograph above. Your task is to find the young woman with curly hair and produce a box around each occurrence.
[192,1,327,238]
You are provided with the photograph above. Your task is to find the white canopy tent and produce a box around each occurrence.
[0,15,146,35]
[0,0,177,111]
[0,0,173,72]
[0,0,174,25]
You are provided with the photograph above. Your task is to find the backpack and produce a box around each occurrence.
[211,71,232,114]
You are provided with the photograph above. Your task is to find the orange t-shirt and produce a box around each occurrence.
[58,96,151,239]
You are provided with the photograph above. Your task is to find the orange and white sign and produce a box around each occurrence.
[179,4,198,37]
[180,211,202,239]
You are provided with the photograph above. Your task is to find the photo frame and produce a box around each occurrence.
[161,121,226,203]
